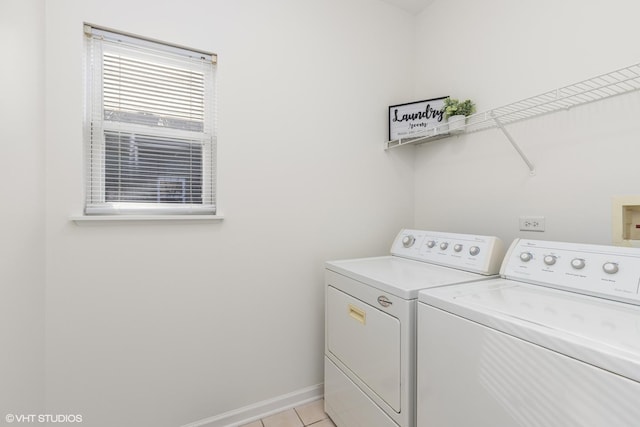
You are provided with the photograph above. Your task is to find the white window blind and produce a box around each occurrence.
[84,25,217,215]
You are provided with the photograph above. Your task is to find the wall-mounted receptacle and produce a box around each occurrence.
[612,196,640,247]
[519,216,545,232]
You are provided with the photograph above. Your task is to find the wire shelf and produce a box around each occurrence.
[385,62,640,151]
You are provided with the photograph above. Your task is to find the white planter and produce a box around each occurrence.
[447,115,466,133]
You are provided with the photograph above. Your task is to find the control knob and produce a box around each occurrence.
[426,240,436,248]
[440,242,449,250]
[543,255,557,266]
[571,258,586,270]
[469,246,480,256]
[520,252,533,262]
[602,262,619,274]
[454,244,463,252]
[402,235,415,248]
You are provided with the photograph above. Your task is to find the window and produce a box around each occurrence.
[84,25,217,215]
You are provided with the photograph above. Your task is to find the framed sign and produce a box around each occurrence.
[388,96,447,141]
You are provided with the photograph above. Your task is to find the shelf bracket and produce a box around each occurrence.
[491,112,536,175]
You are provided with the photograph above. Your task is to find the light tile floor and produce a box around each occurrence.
[239,399,335,427]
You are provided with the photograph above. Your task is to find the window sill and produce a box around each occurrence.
[70,214,224,223]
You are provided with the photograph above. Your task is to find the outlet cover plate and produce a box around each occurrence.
[519,216,545,232]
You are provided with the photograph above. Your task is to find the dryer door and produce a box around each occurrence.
[327,286,401,412]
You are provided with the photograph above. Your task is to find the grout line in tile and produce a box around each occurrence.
[255,398,330,427]
[294,399,328,426]
[293,407,305,426]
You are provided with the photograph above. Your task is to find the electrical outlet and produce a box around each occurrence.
[519,216,545,232]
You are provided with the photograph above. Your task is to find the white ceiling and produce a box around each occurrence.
[379,0,435,14]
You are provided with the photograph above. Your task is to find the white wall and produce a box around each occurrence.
[413,0,640,245]
[44,1,415,426]
[23,1,636,425]
[0,0,46,418]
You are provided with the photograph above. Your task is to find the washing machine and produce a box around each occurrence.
[417,238,640,427]
[324,229,505,427]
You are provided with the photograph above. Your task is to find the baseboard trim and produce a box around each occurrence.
[180,383,324,427]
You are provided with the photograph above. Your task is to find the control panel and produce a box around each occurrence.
[391,229,505,275]
[502,239,640,305]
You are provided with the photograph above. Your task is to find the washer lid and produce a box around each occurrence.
[326,256,492,299]
[419,279,640,382]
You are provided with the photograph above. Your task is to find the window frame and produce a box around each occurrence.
[83,24,218,217]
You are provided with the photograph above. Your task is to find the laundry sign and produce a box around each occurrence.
[388,96,447,141]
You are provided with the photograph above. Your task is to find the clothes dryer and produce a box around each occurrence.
[417,238,640,427]
[325,229,505,427]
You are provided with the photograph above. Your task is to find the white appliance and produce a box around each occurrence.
[417,238,640,427]
[324,229,505,427]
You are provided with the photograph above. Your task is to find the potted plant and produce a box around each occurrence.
[442,97,475,133]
